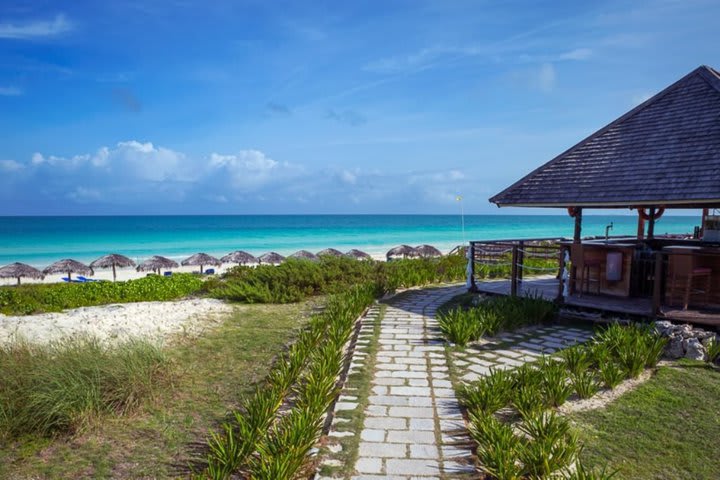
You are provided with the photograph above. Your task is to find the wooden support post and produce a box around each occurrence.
[701,208,709,238]
[510,245,519,297]
[573,208,583,243]
[648,207,656,240]
[468,243,478,292]
[637,213,645,240]
[517,240,525,287]
[652,251,664,317]
[556,245,566,304]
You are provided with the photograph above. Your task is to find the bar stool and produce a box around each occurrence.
[571,244,601,295]
[668,267,712,310]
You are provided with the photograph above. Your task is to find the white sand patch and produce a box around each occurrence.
[0,298,233,346]
[559,367,657,414]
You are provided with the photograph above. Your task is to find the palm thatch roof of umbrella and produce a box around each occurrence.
[220,250,258,265]
[414,244,443,258]
[386,245,418,261]
[289,250,318,261]
[181,253,222,273]
[345,249,372,260]
[90,253,136,281]
[136,255,179,273]
[0,262,44,285]
[258,252,285,265]
[43,259,93,280]
[317,248,344,257]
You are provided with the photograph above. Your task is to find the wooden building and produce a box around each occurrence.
[484,65,720,326]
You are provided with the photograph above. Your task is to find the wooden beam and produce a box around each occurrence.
[636,212,645,240]
[510,245,519,297]
[468,243,478,292]
[648,207,656,239]
[573,208,583,243]
[652,251,664,317]
[556,245,566,303]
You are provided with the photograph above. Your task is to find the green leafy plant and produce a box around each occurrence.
[458,368,515,415]
[438,308,483,346]
[598,361,626,389]
[518,411,579,478]
[707,337,720,363]
[513,384,546,420]
[539,359,573,407]
[468,413,524,480]
[571,370,600,399]
[562,345,593,376]
[565,459,618,479]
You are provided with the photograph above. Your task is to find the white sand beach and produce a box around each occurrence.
[0,298,233,345]
[0,253,390,286]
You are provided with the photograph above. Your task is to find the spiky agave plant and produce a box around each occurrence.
[458,367,515,415]
[518,411,579,478]
[468,412,524,480]
[539,359,573,407]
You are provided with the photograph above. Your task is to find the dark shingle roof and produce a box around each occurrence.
[490,65,720,208]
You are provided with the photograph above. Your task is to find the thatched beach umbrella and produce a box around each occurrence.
[258,252,285,265]
[289,250,318,261]
[415,244,443,258]
[386,245,417,261]
[221,250,258,265]
[0,262,44,285]
[90,253,136,282]
[43,259,93,281]
[136,255,179,275]
[182,253,222,274]
[317,248,344,257]
[345,249,372,261]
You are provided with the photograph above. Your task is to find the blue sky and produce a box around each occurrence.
[0,0,718,215]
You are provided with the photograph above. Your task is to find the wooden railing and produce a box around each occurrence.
[468,238,566,299]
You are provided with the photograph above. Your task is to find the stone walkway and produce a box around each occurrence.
[351,286,473,479]
[451,325,594,383]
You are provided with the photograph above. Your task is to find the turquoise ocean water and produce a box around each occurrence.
[0,215,700,268]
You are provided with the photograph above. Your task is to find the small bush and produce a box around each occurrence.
[513,384,546,420]
[539,359,573,407]
[598,362,626,389]
[707,337,720,363]
[571,370,600,399]
[458,368,515,415]
[518,411,579,478]
[438,308,483,346]
[566,459,618,479]
[469,413,524,480]
[562,345,593,376]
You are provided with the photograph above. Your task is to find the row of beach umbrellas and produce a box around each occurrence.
[0,245,445,285]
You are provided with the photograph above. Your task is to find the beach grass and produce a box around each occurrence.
[0,301,313,479]
[570,360,720,480]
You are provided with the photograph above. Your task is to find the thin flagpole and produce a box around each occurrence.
[456,195,465,244]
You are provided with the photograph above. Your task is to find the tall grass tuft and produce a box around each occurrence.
[597,362,626,389]
[469,413,524,480]
[539,359,573,407]
[0,337,168,438]
[458,368,515,415]
[707,337,720,363]
[571,370,600,399]
[518,411,579,478]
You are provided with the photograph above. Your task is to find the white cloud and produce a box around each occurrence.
[0,86,23,96]
[112,141,183,181]
[0,14,73,40]
[557,48,593,61]
[339,170,357,185]
[67,187,101,202]
[209,150,301,192]
[0,160,24,172]
[533,63,557,92]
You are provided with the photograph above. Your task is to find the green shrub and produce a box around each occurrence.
[0,273,203,315]
[518,411,579,478]
[707,337,720,363]
[598,362,626,389]
[458,368,515,415]
[0,337,168,438]
[566,459,618,479]
[513,384,546,420]
[562,345,593,376]
[539,359,573,407]
[438,308,484,346]
[469,413,524,480]
[571,371,600,399]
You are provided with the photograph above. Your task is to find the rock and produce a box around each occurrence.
[683,338,707,361]
[653,320,674,335]
[666,335,685,359]
[678,324,694,338]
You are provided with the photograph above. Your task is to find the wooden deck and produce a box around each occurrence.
[475,276,720,327]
